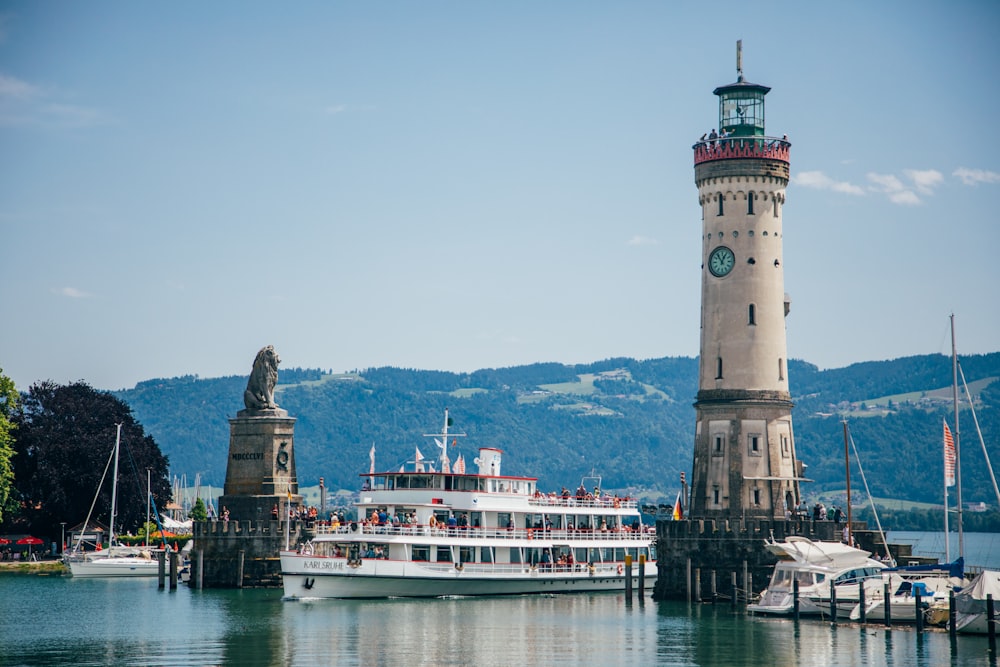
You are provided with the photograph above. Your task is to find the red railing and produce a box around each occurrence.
[693,136,790,165]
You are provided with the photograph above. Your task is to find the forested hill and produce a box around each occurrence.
[116,353,1000,507]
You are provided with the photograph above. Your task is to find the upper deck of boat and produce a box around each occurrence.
[361,470,638,512]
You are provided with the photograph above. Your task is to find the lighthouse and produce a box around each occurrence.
[688,41,803,520]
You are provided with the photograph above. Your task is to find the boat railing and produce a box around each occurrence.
[313,524,654,541]
[527,496,637,510]
[409,561,642,576]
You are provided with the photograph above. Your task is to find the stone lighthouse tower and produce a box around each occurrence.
[689,42,803,520]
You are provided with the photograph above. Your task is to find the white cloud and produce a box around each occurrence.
[0,73,38,100]
[627,235,658,246]
[954,167,1000,186]
[325,104,347,115]
[867,172,923,205]
[42,103,110,127]
[904,169,943,194]
[53,287,93,299]
[793,171,865,195]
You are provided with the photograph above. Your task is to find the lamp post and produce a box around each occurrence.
[60,522,66,554]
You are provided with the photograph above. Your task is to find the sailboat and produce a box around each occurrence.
[64,424,161,577]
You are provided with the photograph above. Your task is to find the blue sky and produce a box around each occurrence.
[2,2,998,392]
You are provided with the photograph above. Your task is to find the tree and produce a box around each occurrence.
[189,497,207,522]
[0,368,17,524]
[9,381,171,541]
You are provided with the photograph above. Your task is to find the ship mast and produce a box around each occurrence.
[951,313,964,558]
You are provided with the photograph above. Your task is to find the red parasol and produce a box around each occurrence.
[17,536,43,545]
[0,537,10,545]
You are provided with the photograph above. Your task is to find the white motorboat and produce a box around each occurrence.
[281,411,657,599]
[748,536,886,618]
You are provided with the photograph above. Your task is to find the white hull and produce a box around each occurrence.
[955,612,992,634]
[64,552,160,577]
[66,553,159,578]
[281,553,654,599]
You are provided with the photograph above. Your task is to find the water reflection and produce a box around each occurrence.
[0,576,994,667]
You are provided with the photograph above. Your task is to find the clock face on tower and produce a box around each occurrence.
[709,246,735,277]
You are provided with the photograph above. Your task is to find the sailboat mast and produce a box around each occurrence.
[842,420,852,545]
[108,423,122,548]
[951,314,964,557]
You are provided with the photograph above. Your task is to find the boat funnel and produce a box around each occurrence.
[474,448,503,476]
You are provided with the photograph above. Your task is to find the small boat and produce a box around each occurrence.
[64,424,160,578]
[280,410,657,599]
[747,536,886,618]
[953,570,1000,634]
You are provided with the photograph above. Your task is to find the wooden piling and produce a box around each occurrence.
[858,579,866,624]
[731,572,738,608]
[793,578,800,622]
[694,567,701,603]
[884,580,892,627]
[236,550,245,589]
[638,554,646,595]
[987,594,996,656]
[169,551,177,590]
[157,549,166,590]
[625,555,633,598]
[829,579,837,623]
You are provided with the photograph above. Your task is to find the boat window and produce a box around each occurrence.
[510,548,523,565]
[575,548,589,564]
[498,512,513,530]
[412,545,430,562]
[480,547,493,563]
[435,546,453,563]
[795,571,815,587]
[459,546,474,564]
[614,548,625,562]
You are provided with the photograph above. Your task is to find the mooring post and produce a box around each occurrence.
[915,588,923,632]
[638,554,646,595]
[987,594,996,656]
[710,570,717,604]
[731,571,738,608]
[686,558,692,604]
[236,550,245,589]
[157,549,166,590]
[829,579,837,623]
[196,549,204,590]
[859,579,866,624]
[884,580,892,627]
[169,551,178,590]
[743,560,749,606]
[948,590,956,638]
[625,554,633,598]
[793,578,800,622]
[694,567,701,602]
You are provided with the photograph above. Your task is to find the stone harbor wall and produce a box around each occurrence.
[653,518,923,602]
[192,519,308,588]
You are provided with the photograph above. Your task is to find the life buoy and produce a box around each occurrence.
[617,564,623,575]
[527,529,533,540]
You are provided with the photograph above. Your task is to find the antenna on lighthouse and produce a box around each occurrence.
[736,39,743,81]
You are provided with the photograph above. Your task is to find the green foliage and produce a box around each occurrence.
[117,353,1000,508]
[7,381,171,542]
[0,368,18,524]
[853,506,1000,533]
[189,497,207,522]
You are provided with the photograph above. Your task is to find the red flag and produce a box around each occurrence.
[944,420,956,488]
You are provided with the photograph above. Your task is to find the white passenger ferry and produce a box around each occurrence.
[281,411,657,599]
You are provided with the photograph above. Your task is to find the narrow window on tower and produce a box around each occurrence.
[773,198,780,218]
[752,488,761,505]
[712,434,724,457]
[778,358,785,381]
[747,192,754,215]
[748,303,756,325]
[712,487,720,505]
[717,195,724,217]
[781,435,790,458]
[716,357,723,379]
[748,434,761,456]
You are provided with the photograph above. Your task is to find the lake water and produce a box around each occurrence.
[2,532,998,667]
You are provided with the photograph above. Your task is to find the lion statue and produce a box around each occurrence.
[244,345,280,410]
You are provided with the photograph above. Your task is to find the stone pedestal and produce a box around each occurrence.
[218,408,303,524]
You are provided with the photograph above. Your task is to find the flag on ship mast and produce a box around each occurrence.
[944,419,956,488]
[369,443,376,475]
[415,447,425,472]
[672,491,684,520]
[454,454,466,474]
